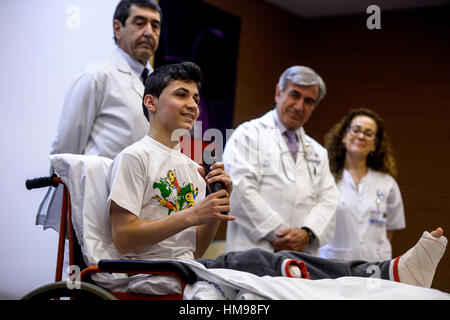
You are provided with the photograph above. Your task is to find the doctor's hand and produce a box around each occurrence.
[272,228,310,252]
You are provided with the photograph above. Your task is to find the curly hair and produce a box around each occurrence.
[324,108,398,182]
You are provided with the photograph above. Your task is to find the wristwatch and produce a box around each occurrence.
[301,227,316,244]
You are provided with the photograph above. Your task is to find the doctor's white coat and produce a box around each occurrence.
[223,110,339,256]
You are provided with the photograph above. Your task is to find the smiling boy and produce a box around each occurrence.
[108,62,234,261]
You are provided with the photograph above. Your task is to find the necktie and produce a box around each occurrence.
[141,68,150,120]
[285,130,298,163]
[141,67,149,85]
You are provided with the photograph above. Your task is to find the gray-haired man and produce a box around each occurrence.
[224,65,339,256]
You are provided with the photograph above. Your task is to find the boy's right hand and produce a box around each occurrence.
[186,189,235,226]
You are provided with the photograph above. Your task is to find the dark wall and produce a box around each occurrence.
[205,0,450,292]
[155,0,240,147]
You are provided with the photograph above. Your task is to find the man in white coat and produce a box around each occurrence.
[36,0,161,231]
[223,65,339,256]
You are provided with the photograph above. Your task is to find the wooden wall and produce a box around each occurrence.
[204,0,450,292]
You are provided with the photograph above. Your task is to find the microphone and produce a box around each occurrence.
[202,148,227,214]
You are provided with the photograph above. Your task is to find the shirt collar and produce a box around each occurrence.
[342,168,373,187]
[116,46,153,77]
[143,135,182,153]
[272,109,301,141]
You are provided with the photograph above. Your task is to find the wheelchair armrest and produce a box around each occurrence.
[97,259,198,284]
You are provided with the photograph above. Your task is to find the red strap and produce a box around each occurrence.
[297,261,310,279]
[286,259,310,279]
[393,256,401,282]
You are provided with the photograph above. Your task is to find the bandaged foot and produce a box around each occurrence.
[281,259,310,279]
[393,227,447,288]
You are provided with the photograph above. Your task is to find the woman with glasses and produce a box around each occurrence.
[320,108,406,262]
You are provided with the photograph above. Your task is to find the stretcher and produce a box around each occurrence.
[23,153,450,300]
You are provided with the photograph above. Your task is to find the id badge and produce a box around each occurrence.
[369,190,387,224]
[369,209,388,224]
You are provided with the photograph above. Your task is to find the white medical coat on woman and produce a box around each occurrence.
[36,48,150,231]
[223,110,339,256]
[320,169,406,262]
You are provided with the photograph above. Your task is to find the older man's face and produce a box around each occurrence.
[114,4,161,65]
[275,82,319,130]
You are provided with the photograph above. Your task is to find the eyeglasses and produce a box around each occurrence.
[347,126,376,139]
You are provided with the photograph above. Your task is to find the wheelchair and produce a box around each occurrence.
[23,174,197,300]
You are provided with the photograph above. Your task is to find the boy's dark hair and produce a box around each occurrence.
[113,0,162,43]
[142,62,203,121]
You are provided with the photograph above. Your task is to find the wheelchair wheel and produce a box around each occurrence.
[21,281,117,300]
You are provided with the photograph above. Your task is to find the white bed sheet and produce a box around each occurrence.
[180,259,450,300]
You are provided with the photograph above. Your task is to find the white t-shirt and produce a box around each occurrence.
[107,135,206,261]
[320,169,406,261]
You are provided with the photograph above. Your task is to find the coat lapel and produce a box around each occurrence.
[112,49,144,97]
[260,109,289,154]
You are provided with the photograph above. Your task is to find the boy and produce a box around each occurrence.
[108,62,447,288]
